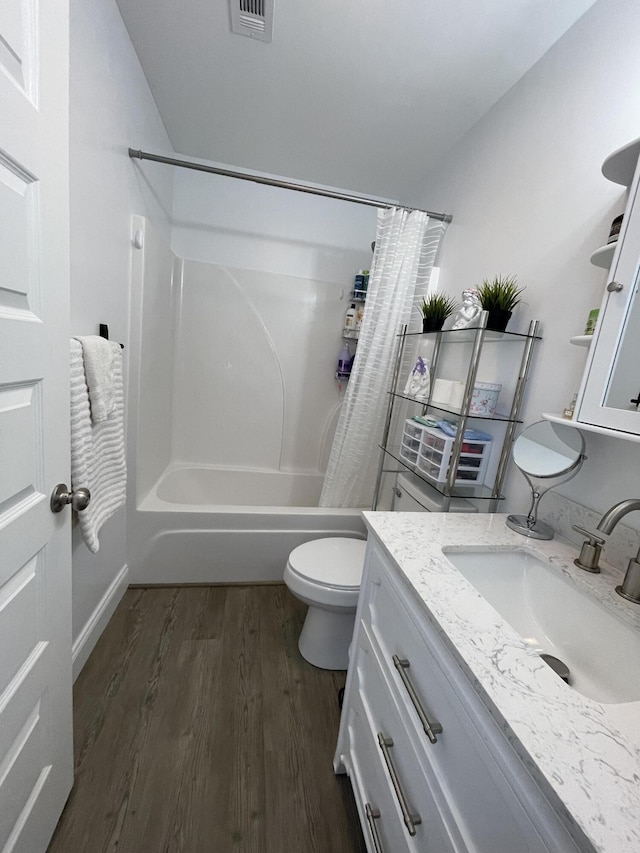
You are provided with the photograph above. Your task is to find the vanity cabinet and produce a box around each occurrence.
[334,535,587,853]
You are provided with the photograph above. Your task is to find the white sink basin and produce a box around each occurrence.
[443,547,640,704]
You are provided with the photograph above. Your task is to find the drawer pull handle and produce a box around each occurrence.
[365,803,384,853]
[393,655,443,743]
[377,732,422,836]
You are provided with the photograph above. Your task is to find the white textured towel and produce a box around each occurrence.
[75,335,116,422]
[70,338,127,553]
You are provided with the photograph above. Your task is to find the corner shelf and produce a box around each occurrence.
[542,412,640,444]
[342,328,359,340]
[589,242,617,269]
[602,137,640,186]
[569,335,593,348]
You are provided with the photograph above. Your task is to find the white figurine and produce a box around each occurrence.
[404,355,431,401]
[451,288,482,329]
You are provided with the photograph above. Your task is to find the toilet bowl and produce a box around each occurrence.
[284,473,477,670]
[283,537,366,670]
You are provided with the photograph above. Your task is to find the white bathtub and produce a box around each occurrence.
[156,466,326,508]
[129,466,367,584]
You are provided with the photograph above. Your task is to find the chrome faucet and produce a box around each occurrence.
[574,499,640,603]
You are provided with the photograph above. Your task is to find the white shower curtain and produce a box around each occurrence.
[320,207,446,508]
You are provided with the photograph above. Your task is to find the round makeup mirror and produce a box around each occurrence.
[506,420,586,540]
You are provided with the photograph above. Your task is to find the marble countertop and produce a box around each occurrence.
[362,511,640,853]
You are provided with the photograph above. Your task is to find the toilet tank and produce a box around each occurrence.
[393,472,477,513]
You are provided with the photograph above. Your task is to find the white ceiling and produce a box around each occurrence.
[116,0,597,201]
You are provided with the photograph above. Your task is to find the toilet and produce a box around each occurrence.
[283,472,477,670]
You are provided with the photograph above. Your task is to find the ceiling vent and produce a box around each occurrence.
[230,0,274,43]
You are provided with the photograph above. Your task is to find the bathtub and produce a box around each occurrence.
[129,466,367,584]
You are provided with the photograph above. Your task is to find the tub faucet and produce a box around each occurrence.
[576,499,640,603]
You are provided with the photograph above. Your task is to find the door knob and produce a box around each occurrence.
[607,281,624,292]
[50,484,91,513]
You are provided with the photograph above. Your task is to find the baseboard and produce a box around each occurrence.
[127,580,285,588]
[72,563,129,681]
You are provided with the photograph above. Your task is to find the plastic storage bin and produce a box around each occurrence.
[399,419,427,470]
[414,425,492,486]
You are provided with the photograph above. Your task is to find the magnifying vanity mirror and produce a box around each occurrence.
[507,420,586,540]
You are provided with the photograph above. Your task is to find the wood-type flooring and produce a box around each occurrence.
[48,584,365,853]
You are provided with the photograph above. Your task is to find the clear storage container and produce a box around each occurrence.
[408,421,491,485]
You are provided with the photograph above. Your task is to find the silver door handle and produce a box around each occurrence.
[393,655,443,743]
[377,732,422,836]
[51,483,91,513]
[365,804,384,853]
[607,281,624,292]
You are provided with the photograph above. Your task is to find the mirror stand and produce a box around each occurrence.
[506,468,582,540]
[507,420,586,541]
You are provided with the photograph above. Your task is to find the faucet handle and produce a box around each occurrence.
[572,524,606,545]
[572,525,605,573]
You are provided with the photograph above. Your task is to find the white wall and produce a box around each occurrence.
[413,0,640,526]
[172,169,378,281]
[128,217,177,503]
[69,0,174,675]
[169,170,378,476]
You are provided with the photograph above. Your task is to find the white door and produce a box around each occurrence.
[0,0,73,850]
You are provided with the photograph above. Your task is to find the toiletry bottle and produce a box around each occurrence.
[354,270,365,294]
[362,270,369,292]
[563,393,577,419]
[344,303,357,330]
[355,303,365,330]
[337,342,351,377]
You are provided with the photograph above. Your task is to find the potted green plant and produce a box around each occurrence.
[477,275,524,332]
[420,293,458,332]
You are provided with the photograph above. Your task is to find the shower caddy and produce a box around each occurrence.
[336,277,368,380]
[372,311,541,512]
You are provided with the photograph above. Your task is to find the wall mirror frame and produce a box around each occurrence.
[576,137,640,437]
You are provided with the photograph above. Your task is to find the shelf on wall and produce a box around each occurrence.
[602,137,640,186]
[589,242,617,269]
[569,335,593,348]
[342,328,359,340]
[542,412,640,444]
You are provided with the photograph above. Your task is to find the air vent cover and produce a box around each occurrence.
[230,0,274,43]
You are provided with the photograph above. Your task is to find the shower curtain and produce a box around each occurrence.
[319,207,446,508]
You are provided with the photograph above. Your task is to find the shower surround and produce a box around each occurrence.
[127,215,369,583]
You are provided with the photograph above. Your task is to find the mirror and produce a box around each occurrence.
[507,421,586,540]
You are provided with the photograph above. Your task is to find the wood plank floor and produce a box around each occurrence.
[48,585,366,853]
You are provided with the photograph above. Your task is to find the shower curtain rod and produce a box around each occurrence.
[128,149,452,223]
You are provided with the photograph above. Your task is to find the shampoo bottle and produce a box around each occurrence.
[337,342,351,377]
[344,303,357,330]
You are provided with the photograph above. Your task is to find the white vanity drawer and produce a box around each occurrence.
[354,624,466,853]
[344,693,413,853]
[364,550,576,853]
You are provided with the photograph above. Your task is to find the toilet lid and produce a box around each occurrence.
[288,537,366,588]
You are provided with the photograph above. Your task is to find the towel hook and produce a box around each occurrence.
[99,323,124,349]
